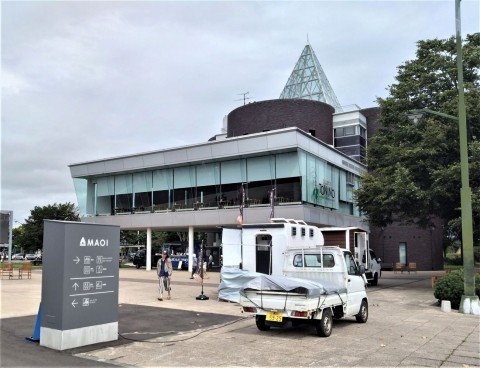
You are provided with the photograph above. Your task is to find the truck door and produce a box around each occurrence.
[344,251,364,315]
[354,232,369,270]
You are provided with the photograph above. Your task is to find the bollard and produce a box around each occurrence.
[441,300,451,313]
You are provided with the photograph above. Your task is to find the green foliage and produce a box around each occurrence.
[355,34,480,244]
[443,254,463,266]
[433,268,480,309]
[13,203,80,252]
[120,230,179,252]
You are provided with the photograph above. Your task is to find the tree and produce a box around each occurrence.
[13,203,80,252]
[355,34,480,244]
[120,230,176,251]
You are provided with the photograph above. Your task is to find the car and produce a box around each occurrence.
[12,254,25,260]
[24,254,37,261]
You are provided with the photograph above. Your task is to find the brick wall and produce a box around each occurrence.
[227,99,334,144]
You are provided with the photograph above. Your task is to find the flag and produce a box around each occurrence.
[269,187,275,219]
[193,245,204,283]
[237,184,245,224]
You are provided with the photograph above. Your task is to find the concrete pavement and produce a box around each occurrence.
[1,267,479,367]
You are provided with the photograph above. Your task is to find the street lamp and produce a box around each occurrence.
[406,0,478,315]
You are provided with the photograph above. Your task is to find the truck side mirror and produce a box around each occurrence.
[358,265,365,275]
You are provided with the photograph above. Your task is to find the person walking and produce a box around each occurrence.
[190,254,197,279]
[157,251,173,301]
[207,253,213,271]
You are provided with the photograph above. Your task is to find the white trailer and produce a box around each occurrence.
[221,218,324,275]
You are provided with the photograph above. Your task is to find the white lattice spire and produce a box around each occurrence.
[280,44,342,112]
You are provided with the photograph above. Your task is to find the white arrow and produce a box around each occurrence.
[73,256,80,264]
[72,299,78,308]
[72,282,79,291]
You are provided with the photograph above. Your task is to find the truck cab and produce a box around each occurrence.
[283,246,366,316]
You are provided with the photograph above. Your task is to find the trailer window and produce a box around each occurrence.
[293,254,335,268]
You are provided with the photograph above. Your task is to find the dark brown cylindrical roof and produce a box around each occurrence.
[227,99,335,144]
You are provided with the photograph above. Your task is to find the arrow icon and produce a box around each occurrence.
[72,299,78,308]
[72,282,79,291]
[73,256,80,264]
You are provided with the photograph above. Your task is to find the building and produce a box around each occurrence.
[69,43,443,271]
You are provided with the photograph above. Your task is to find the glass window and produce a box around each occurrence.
[174,166,196,189]
[275,152,300,178]
[115,174,132,195]
[293,254,335,268]
[344,252,358,275]
[360,126,366,139]
[133,172,152,193]
[247,156,275,182]
[196,163,220,186]
[73,178,88,216]
[153,169,173,190]
[399,242,407,266]
[97,177,115,196]
[344,126,356,136]
[221,159,246,185]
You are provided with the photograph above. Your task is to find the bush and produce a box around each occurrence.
[434,269,480,309]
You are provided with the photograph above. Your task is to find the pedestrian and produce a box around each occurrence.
[157,251,173,301]
[190,254,197,279]
[207,253,213,271]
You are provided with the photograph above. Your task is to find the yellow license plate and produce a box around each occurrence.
[266,311,283,322]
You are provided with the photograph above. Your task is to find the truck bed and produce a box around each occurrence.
[240,274,347,317]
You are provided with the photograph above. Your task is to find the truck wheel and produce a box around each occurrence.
[135,264,140,269]
[356,300,368,323]
[315,308,332,337]
[255,315,270,331]
[371,273,378,286]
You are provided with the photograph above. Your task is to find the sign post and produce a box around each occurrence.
[40,220,120,350]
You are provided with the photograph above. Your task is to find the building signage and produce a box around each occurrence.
[40,220,120,350]
[312,180,336,202]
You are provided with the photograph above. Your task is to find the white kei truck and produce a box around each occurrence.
[239,246,368,337]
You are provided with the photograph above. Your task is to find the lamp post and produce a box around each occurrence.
[407,0,478,315]
[454,0,478,315]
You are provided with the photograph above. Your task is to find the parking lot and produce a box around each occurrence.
[1,268,479,367]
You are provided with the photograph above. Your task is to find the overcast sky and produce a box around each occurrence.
[2,1,479,225]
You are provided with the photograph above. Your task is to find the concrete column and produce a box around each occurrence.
[188,226,194,273]
[146,228,152,271]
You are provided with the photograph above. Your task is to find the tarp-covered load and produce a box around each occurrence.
[218,267,264,302]
[240,274,346,297]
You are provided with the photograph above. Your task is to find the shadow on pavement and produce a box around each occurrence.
[1,304,240,366]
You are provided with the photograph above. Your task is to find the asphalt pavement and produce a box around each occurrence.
[1,266,479,367]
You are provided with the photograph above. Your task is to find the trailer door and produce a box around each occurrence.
[354,232,369,270]
[255,234,272,275]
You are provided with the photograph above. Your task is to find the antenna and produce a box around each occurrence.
[235,92,251,105]
[307,33,309,45]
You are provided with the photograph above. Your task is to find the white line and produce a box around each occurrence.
[69,291,115,297]
[69,276,115,280]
